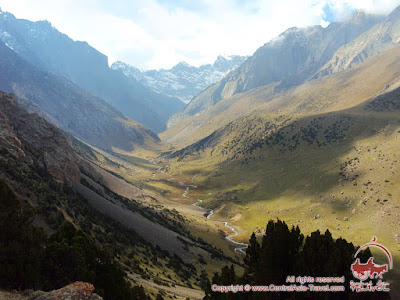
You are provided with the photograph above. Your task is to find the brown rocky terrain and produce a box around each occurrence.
[0,91,80,182]
[33,282,102,300]
[0,282,103,300]
[0,90,218,264]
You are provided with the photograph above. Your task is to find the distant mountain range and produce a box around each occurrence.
[112,55,248,103]
[0,9,184,133]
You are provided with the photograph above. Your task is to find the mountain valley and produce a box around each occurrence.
[1,4,400,300]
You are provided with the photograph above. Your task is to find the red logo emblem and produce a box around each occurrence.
[351,257,388,281]
[350,237,392,292]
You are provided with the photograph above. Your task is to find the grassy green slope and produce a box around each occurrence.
[161,45,400,149]
[169,96,400,293]
[162,47,400,294]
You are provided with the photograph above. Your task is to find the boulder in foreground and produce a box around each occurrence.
[31,282,103,300]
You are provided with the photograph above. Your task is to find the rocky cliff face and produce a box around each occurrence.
[170,11,383,125]
[215,11,383,97]
[0,91,80,182]
[112,55,248,103]
[0,11,108,84]
[316,6,400,77]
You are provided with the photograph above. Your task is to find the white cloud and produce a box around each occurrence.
[0,0,399,70]
[322,0,400,21]
[341,0,400,14]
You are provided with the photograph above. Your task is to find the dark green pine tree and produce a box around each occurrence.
[201,276,213,300]
[0,179,45,290]
[156,291,165,300]
[243,233,260,283]
[204,220,391,300]
[296,230,391,300]
[257,220,303,284]
[298,229,341,277]
[219,265,237,286]
[209,265,241,300]
[42,222,149,300]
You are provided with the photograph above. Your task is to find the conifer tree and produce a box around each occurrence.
[243,233,260,283]
[204,220,391,300]
[257,220,303,284]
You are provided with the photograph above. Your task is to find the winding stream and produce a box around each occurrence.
[182,187,189,198]
[150,160,248,255]
[189,190,248,255]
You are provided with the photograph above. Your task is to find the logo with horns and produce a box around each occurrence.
[351,237,392,282]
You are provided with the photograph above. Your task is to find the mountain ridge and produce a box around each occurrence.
[161,43,400,148]
[168,10,384,127]
[0,90,219,298]
[316,5,400,77]
[0,90,80,182]
[0,39,159,152]
[162,47,400,287]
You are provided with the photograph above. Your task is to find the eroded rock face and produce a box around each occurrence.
[33,282,103,300]
[0,95,25,160]
[317,7,400,77]
[0,91,80,182]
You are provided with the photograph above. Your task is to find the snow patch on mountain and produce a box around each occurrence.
[112,55,248,103]
[0,30,17,52]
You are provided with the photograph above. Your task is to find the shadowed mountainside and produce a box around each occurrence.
[0,90,236,297]
[0,40,159,152]
[0,10,185,132]
[0,90,80,182]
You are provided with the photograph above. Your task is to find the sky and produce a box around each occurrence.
[0,0,399,70]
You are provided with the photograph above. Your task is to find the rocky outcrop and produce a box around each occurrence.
[316,6,400,77]
[28,282,102,300]
[0,91,80,182]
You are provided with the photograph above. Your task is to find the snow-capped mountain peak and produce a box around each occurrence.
[111,55,248,103]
